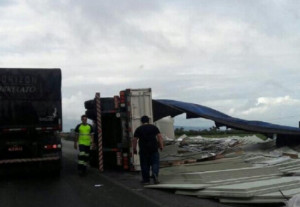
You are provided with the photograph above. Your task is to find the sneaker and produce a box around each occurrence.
[153,174,160,184]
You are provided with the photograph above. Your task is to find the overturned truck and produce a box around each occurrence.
[84,88,153,171]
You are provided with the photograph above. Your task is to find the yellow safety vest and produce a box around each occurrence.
[78,124,93,146]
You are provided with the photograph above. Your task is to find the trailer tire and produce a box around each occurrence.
[85,110,96,120]
[84,99,95,109]
[49,159,62,178]
[90,149,99,168]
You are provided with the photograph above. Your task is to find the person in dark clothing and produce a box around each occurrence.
[133,115,164,185]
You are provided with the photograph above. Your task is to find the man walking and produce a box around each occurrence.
[74,115,94,176]
[133,115,164,185]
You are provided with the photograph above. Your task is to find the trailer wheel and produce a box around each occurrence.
[50,159,62,177]
[41,158,61,178]
[85,109,96,120]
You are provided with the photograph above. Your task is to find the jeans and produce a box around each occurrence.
[139,151,159,182]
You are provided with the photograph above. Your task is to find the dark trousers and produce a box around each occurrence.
[139,151,159,182]
[78,145,90,173]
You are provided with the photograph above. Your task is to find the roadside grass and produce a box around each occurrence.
[201,133,267,140]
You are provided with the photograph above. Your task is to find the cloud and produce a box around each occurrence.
[63,75,134,87]
[228,96,300,126]
[256,96,300,106]
[241,96,300,116]
[62,91,87,121]
[1,1,300,130]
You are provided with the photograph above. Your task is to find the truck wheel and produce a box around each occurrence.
[47,159,62,178]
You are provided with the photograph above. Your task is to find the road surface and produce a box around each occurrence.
[0,139,234,207]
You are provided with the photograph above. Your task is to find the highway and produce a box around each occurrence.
[0,140,232,207]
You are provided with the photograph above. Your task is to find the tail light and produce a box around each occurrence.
[114,96,120,109]
[44,144,61,149]
[120,91,126,107]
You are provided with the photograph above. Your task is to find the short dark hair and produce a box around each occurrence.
[81,115,87,119]
[141,115,149,124]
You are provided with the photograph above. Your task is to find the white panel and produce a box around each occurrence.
[127,88,153,171]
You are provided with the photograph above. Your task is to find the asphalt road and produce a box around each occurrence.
[0,140,234,207]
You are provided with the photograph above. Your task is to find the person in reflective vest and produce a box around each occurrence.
[74,115,94,176]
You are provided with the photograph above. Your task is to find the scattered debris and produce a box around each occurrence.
[156,135,300,205]
[94,184,103,187]
[286,194,300,207]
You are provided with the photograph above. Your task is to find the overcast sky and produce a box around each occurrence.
[1,0,300,131]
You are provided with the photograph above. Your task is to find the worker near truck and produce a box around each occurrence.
[74,115,94,176]
[133,115,164,185]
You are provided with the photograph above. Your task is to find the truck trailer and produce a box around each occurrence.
[0,68,62,174]
[85,88,153,171]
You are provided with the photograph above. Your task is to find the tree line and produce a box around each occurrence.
[175,126,252,136]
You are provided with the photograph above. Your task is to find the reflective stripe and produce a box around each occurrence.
[0,157,60,164]
[76,133,94,135]
[78,160,88,166]
[79,152,90,156]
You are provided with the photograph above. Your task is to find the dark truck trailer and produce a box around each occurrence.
[0,68,62,174]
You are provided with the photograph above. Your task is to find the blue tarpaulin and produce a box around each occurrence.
[153,99,300,136]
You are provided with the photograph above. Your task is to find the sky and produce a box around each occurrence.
[1,0,300,131]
